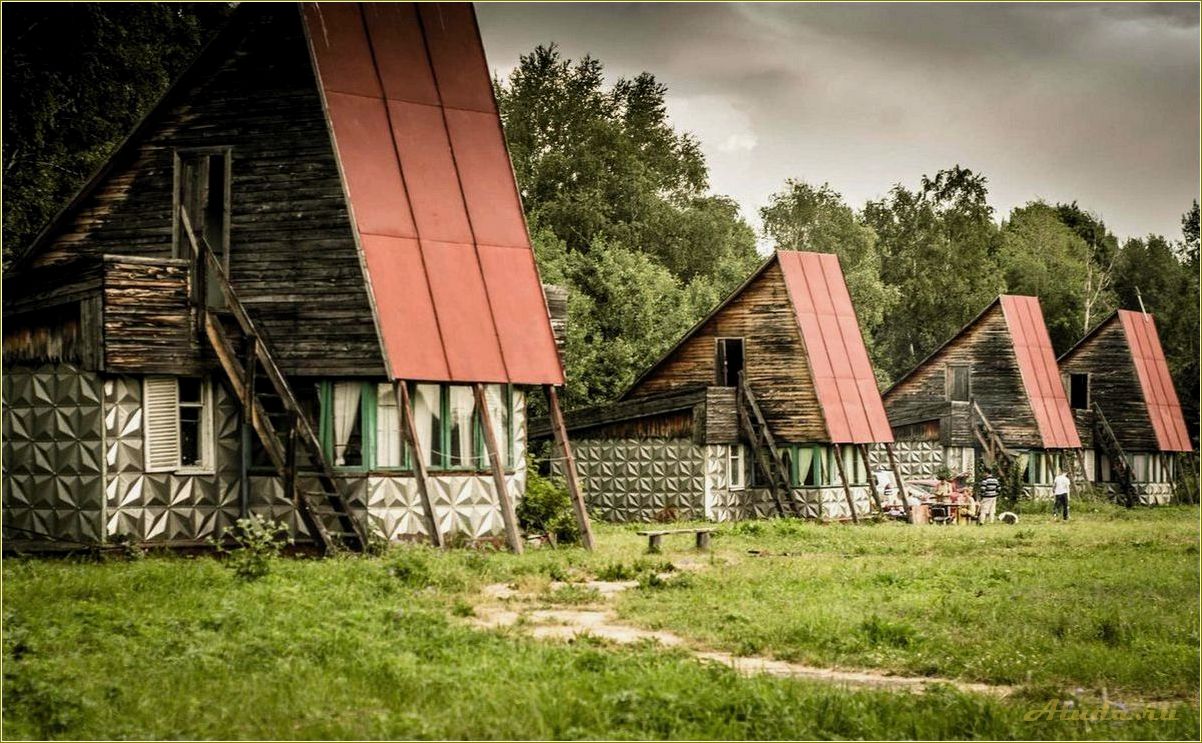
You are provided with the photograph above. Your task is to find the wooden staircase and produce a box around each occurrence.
[182,211,368,553]
[735,374,799,518]
[970,401,1017,473]
[1091,402,1139,508]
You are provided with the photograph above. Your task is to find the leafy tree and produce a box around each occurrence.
[3,3,231,262]
[862,166,1004,381]
[760,180,898,378]
[1054,202,1121,333]
[499,45,761,406]
[997,202,1093,352]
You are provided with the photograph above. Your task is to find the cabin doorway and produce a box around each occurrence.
[715,337,745,387]
[175,148,231,310]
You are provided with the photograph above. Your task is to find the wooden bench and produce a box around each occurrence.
[636,528,714,553]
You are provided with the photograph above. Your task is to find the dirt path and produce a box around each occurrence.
[469,578,1017,698]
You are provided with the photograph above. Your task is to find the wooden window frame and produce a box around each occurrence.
[143,376,214,475]
[172,146,232,264]
[728,445,746,491]
[1067,372,1091,410]
[945,363,972,402]
[318,381,514,474]
[714,337,746,387]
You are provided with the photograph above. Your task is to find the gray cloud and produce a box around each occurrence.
[477,2,1200,243]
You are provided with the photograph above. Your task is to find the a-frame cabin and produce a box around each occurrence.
[1058,310,1193,504]
[536,250,894,522]
[2,3,577,552]
[882,295,1083,497]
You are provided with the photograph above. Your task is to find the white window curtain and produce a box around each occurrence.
[413,384,441,467]
[483,384,508,467]
[798,447,814,486]
[448,386,476,467]
[332,382,361,466]
[376,383,402,468]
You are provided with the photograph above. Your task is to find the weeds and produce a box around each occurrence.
[213,515,289,581]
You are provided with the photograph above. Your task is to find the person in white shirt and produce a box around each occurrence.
[1052,469,1071,521]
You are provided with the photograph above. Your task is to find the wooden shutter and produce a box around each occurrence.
[143,377,180,472]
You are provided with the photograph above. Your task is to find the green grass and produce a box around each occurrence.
[2,504,1198,740]
[614,503,1201,700]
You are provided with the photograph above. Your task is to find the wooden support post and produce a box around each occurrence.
[1076,449,1091,484]
[545,385,596,551]
[884,442,913,522]
[858,444,885,514]
[647,533,663,554]
[832,443,859,524]
[397,382,442,549]
[475,384,523,555]
[283,415,298,505]
[695,530,711,551]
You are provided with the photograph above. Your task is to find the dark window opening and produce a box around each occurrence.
[1069,373,1090,410]
[178,377,205,467]
[176,149,230,308]
[715,338,745,387]
[947,364,971,402]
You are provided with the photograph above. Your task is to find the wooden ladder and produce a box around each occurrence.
[182,211,368,553]
[1090,402,1139,508]
[735,374,799,518]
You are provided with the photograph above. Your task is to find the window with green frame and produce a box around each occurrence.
[757,444,868,487]
[318,381,513,472]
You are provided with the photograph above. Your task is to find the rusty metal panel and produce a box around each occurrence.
[325,91,416,238]
[1119,310,1191,451]
[361,235,450,381]
[1000,295,1081,449]
[478,245,564,385]
[303,3,381,98]
[388,100,473,244]
[421,240,508,382]
[363,3,440,105]
[445,109,530,249]
[779,251,893,444]
[419,3,497,114]
[304,2,564,386]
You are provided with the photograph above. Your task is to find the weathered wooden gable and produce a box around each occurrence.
[627,262,827,442]
[884,303,1043,449]
[1059,316,1158,452]
[9,6,383,377]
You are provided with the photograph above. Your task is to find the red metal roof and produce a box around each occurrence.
[778,251,893,444]
[1118,310,1192,452]
[302,2,563,385]
[999,296,1081,449]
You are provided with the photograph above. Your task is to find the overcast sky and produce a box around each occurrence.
[476,2,1200,246]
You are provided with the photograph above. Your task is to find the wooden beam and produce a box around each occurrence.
[475,384,523,554]
[397,381,442,548]
[884,442,913,522]
[858,444,885,514]
[545,385,596,551]
[832,443,859,524]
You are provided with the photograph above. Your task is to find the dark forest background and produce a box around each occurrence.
[4,4,1197,440]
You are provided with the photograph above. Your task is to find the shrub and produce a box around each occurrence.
[517,466,580,545]
[214,515,290,581]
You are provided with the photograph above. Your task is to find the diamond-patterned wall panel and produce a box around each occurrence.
[2,364,105,543]
[570,438,707,522]
[103,375,241,543]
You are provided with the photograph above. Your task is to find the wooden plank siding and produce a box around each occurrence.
[885,304,1043,449]
[1059,318,1157,452]
[102,257,206,375]
[627,262,828,442]
[10,7,383,377]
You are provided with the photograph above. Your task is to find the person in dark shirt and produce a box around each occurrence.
[978,470,1000,524]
